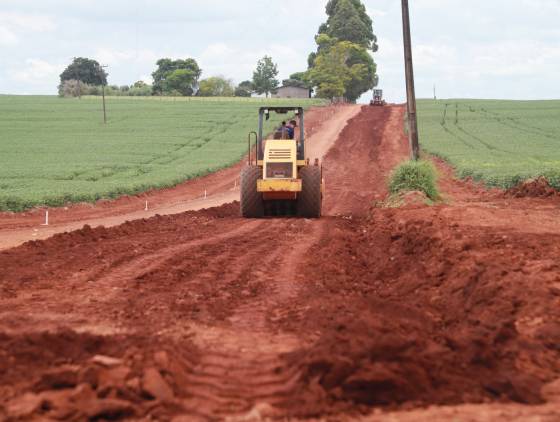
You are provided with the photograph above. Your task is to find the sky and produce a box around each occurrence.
[1,0,559,102]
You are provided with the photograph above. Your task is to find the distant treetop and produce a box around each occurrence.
[152,58,202,96]
[60,57,107,86]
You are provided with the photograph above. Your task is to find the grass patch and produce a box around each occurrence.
[417,99,560,189]
[389,160,439,200]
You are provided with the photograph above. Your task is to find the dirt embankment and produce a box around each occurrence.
[281,208,560,417]
[1,105,560,421]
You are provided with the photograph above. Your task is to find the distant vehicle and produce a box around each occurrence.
[370,89,386,106]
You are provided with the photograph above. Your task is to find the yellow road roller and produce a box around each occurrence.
[240,107,322,218]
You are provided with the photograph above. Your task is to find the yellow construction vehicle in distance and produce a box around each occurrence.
[240,107,322,218]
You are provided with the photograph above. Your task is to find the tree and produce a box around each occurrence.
[306,41,369,100]
[198,76,235,97]
[58,80,93,97]
[164,69,199,96]
[306,0,378,102]
[252,56,279,98]
[152,58,201,96]
[344,44,377,102]
[323,0,378,51]
[129,84,152,96]
[59,57,107,86]
[235,80,254,97]
[133,80,148,88]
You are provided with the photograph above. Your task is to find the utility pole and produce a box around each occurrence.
[98,64,108,124]
[433,84,437,100]
[401,0,420,160]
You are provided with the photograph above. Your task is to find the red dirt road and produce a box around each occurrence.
[0,105,360,251]
[1,106,560,421]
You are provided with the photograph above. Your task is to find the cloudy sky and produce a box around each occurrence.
[1,0,559,102]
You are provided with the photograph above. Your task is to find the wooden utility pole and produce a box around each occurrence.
[98,64,108,124]
[401,0,420,160]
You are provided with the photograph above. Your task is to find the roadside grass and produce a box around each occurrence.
[0,95,326,211]
[417,99,560,189]
[388,160,439,201]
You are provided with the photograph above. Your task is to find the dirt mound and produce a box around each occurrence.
[506,176,559,198]
[0,329,198,421]
[279,208,560,417]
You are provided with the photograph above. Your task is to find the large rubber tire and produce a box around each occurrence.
[240,166,264,218]
[297,166,322,218]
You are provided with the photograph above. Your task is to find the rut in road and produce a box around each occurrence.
[180,220,325,419]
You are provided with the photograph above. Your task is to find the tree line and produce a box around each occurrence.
[58,56,282,98]
[59,0,377,102]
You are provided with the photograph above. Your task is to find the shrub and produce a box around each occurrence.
[58,79,95,97]
[389,160,439,200]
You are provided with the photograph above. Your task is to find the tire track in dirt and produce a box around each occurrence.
[179,220,325,419]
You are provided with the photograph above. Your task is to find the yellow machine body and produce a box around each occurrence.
[257,139,304,200]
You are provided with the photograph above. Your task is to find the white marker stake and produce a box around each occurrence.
[204,189,207,199]
[145,200,148,211]
[42,210,49,226]
[234,179,237,188]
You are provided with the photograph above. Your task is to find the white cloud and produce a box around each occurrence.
[414,44,457,67]
[93,47,160,66]
[366,7,387,17]
[0,12,56,46]
[198,42,306,83]
[0,26,18,45]
[0,12,56,32]
[10,59,64,84]
[139,74,152,84]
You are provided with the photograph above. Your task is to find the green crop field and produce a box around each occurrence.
[0,95,325,211]
[417,99,560,188]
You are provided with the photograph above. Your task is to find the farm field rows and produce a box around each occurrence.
[417,99,560,188]
[0,95,324,211]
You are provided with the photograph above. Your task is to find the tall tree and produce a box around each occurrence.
[306,40,369,100]
[152,58,201,96]
[252,56,279,98]
[323,0,378,51]
[344,42,377,101]
[306,0,378,102]
[198,76,235,97]
[59,57,107,86]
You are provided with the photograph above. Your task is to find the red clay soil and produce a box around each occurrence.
[1,105,560,421]
[505,176,560,198]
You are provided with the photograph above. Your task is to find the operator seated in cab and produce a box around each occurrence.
[274,121,290,139]
[274,120,298,140]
